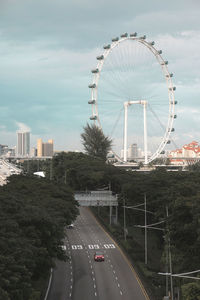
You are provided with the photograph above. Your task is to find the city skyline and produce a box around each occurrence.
[0,0,200,152]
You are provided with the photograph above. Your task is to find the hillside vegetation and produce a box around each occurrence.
[0,174,78,300]
[21,152,200,299]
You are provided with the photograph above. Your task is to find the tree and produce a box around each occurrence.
[181,282,200,300]
[81,123,112,160]
[0,174,79,299]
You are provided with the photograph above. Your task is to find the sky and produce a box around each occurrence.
[0,0,200,153]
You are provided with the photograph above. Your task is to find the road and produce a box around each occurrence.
[47,207,149,300]
[0,159,21,185]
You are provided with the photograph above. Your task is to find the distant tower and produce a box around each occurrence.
[128,143,138,160]
[43,139,54,156]
[37,138,43,157]
[17,131,30,156]
[37,138,54,157]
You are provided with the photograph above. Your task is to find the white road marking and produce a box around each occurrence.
[104,244,115,249]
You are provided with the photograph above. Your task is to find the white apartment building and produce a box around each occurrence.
[17,131,30,157]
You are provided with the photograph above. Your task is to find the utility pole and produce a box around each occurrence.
[123,197,127,241]
[165,206,169,298]
[27,159,30,173]
[64,170,67,184]
[144,193,147,264]
[50,159,53,181]
[166,206,173,300]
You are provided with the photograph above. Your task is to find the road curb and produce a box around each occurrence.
[44,268,53,300]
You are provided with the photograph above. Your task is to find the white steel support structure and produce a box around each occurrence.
[123,100,148,164]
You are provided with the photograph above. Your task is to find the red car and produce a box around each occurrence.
[94,251,105,262]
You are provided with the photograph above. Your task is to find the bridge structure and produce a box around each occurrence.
[75,191,118,224]
[114,156,200,170]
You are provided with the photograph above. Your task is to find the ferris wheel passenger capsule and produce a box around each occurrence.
[167,140,171,144]
[161,151,165,154]
[166,73,173,78]
[169,87,176,91]
[91,68,99,73]
[90,115,97,120]
[130,32,137,37]
[171,114,177,118]
[161,61,168,65]
[88,100,96,104]
[121,33,128,38]
[171,101,178,105]
[112,37,119,42]
[158,50,162,54]
[149,41,155,46]
[140,35,146,40]
[88,83,96,88]
[103,44,111,49]
[168,128,175,132]
[97,55,104,60]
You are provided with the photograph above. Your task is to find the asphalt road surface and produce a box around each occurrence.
[47,207,150,300]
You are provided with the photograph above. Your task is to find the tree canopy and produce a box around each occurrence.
[19,153,200,299]
[0,174,79,300]
[81,123,112,160]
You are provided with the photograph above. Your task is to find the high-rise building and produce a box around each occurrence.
[30,147,37,157]
[17,131,30,156]
[37,138,54,157]
[37,138,43,157]
[128,143,138,160]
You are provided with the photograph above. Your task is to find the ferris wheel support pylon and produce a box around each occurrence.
[123,101,148,164]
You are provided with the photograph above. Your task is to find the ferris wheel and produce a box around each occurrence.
[88,33,177,164]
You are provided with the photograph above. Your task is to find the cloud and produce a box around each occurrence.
[16,122,31,132]
[0,0,200,151]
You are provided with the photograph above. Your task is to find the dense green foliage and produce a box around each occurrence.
[0,175,78,300]
[81,123,112,160]
[181,282,200,300]
[20,153,200,299]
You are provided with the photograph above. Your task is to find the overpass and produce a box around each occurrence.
[75,191,118,224]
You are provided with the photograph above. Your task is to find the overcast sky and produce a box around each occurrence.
[0,0,200,152]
